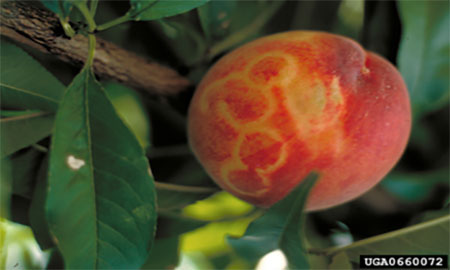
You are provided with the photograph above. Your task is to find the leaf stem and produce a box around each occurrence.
[74,2,97,67]
[96,14,131,32]
[32,144,48,153]
[154,181,219,194]
[147,144,192,158]
[158,207,262,223]
[75,2,97,32]
[59,17,75,38]
[89,0,99,17]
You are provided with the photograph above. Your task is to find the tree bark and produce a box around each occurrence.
[0,1,191,95]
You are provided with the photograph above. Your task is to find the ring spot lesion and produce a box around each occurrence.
[248,56,288,84]
[222,79,269,123]
[239,132,283,170]
[226,169,269,196]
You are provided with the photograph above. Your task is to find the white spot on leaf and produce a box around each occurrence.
[256,249,287,270]
[66,155,85,170]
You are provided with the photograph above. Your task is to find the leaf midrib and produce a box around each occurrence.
[323,215,450,257]
[0,111,52,122]
[0,82,60,104]
[83,70,99,269]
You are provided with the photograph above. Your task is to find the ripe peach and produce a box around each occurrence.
[187,31,411,211]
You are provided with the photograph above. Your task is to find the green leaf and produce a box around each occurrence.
[40,0,73,19]
[156,181,218,211]
[0,41,63,112]
[129,0,158,15]
[0,110,37,118]
[206,0,285,59]
[29,157,54,250]
[0,158,12,219]
[158,211,209,238]
[130,0,210,21]
[381,169,449,202]
[290,1,341,32]
[328,252,352,270]
[397,0,450,118]
[333,0,364,40]
[0,111,54,157]
[319,215,450,262]
[10,148,44,199]
[228,173,319,268]
[141,236,180,269]
[411,208,449,225]
[104,82,151,148]
[197,1,237,41]
[46,68,157,269]
[154,18,206,66]
[153,157,218,210]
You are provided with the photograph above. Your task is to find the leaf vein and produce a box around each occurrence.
[98,220,140,253]
[98,239,130,264]
[0,82,60,103]
[93,167,146,205]
[96,195,143,237]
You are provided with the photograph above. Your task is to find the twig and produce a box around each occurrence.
[0,1,191,95]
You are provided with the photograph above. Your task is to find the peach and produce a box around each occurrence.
[187,31,411,211]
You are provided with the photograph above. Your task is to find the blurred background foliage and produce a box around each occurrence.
[1,0,449,269]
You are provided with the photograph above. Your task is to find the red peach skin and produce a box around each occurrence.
[188,31,411,211]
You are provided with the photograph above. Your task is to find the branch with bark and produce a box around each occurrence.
[0,1,191,95]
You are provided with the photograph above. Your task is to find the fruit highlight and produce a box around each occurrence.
[188,31,411,211]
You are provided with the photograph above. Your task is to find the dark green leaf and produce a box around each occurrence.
[29,157,54,250]
[158,211,209,238]
[130,0,210,21]
[153,157,218,210]
[397,0,450,117]
[46,249,65,270]
[153,18,206,66]
[156,181,218,211]
[104,82,151,148]
[129,0,158,13]
[0,41,63,112]
[333,0,364,40]
[290,1,341,32]
[0,111,54,157]
[141,237,179,270]
[411,208,449,225]
[381,169,449,202]
[361,0,401,62]
[228,173,319,268]
[46,68,157,269]
[10,148,44,199]
[328,252,352,270]
[321,215,450,262]
[206,0,285,59]
[0,158,12,218]
[40,0,73,19]
[197,1,237,41]
[279,174,319,269]
[0,110,38,118]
